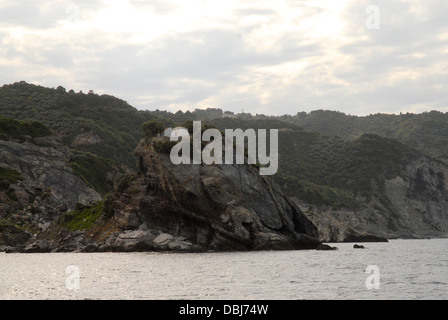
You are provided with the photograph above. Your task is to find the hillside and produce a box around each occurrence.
[0,81,151,168]
[285,110,448,162]
[211,118,422,200]
[0,117,103,251]
[1,81,448,244]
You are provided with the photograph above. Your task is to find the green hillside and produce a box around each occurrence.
[287,110,448,161]
[211,118,423,207]
[0,81,444,209]
[0,116,52,141]
[0,81,151,168]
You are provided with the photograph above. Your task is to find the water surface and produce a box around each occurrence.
[0,239,447,299]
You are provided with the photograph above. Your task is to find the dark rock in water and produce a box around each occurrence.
[316,244,338,251]
[353,244,365,249]
[344,232,388,243]
[4,247,17,253]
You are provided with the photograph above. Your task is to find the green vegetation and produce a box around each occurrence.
[276,175,359,209]
[210,118,421,205]
[0,81,150,168]
[323,134,420,196]
[142,120,165,138]
[0,166,23,190]
[181,119,220,134]
[153,139,178,154]
[286,109,448,162]
[116,172,137,193]
[0,116,52,140]
[59,201,104,230]
[69,150,123,196]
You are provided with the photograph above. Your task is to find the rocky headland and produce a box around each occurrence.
[2,136,322,252]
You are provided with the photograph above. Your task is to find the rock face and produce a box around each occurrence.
[296,156,448,242]
[1,135,320,252]
[71,131,103,147]
[0,136,101,211]
[104,138,320,251]
[0,134,101,251]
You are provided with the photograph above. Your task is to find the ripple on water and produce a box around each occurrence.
[0,239,447,299]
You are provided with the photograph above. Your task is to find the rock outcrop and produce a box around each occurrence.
[71,131,103,147]
[0,134,101,251]
[98,138,320,252]
[0,135,101,211]
[316,244,338,250]
[1,135,321,252]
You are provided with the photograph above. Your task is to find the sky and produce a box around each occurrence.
[0,0,447,116]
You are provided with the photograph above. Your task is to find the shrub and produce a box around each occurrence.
[142,120,165,138]
[59,202,104,230]
[0,166,23,190]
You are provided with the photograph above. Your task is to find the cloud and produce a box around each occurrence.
[0,0,447,116]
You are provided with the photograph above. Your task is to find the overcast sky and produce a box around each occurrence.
[0,0,447,116]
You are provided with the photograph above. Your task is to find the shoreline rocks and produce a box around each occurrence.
[316,244,338,251]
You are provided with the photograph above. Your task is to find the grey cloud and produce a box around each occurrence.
[1,0,447,116]
[70,26,324,108]
[0,1,111,29]
[0,1,57,29]
[343,0,448,46]
[328,0,448,113]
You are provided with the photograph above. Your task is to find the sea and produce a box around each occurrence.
[0,239,447,300]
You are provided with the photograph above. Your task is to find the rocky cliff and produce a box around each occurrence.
[15,137,321,252]
[0,136,101,210]
[0,133,101,251]
[103,137,320,251]
[296,156,448,242]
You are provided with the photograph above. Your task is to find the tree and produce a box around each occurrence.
[182,120,194,134]
[142,120,165,137]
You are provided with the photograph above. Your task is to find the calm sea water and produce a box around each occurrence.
[0,239,447,300]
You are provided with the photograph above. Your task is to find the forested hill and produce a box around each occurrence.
[211,118,424,208]
[282,110,448,162]
[3,81,447,165]
[0,81,445,205]
[0,81,151,168]
[0,82,232,168]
